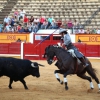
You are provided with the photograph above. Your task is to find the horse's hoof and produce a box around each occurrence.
[60,81,63,85]
[87,89,93,93]
[97,90,100,93]
[65,86,68,90]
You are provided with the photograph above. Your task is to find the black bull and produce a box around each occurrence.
[44,45,100,92]
[0,57,44,89]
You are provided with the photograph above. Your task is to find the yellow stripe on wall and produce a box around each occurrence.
[0,33,30,43]
[76,34,100,45]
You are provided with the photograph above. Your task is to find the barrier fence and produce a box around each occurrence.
[0,42,100,60]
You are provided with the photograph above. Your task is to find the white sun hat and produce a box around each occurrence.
[59,28,67,34]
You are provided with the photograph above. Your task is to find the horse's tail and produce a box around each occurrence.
[86,61,97,79]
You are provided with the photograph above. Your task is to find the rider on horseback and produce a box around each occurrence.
[59,28,89,67]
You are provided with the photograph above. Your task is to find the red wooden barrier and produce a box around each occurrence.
[0,42,100,60]
[0,43,9,54]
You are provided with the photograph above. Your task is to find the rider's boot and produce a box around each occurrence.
[79,57,89,67]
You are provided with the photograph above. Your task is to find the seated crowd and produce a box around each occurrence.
[0,8,100,34]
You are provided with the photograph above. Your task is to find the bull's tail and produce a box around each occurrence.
[38,63,45,67]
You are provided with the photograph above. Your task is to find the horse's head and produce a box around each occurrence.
[44,45,57,65]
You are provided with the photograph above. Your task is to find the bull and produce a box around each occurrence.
[0,57,44,89]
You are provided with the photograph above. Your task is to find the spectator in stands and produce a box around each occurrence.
[78,28,85,34]
[73,19,78,29]
[49,19,59,29]
[0,24,3,33]
[18,26,24,33]
[3,23,11,32]
[27,22,33,32]
[46,16,54,29]
[91,28,97,34]
[23,15,29,26]
[85,28,91,34]
[34,16,39,25]
[13,23,18,32]
[32,23,38,33]
[38,16,45,29]
[19,9,26,20]
[60,19,67,29]
[3,16,11,27]
[29,16,34,24]
[67,19,73,29]
[24,27,30,33]
[17,24,22,32]
[97,28,100,34]
[10,15,15,27]
[14,8,19,18]
[41,19,48,29]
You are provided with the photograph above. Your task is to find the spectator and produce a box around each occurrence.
[11,16,15,27]
[34,16,39,24]
[60,19,67,29]
[32,23,38,33]
[46,16,54,29]
[18,26,24,33]
[29,16,34,24]
[49,19,59,29]
[78,28,85,34]
[38,16,45,29]
[13,23,18,32]
[23,15,29,26]
[16,38,21,42]
[73,19,78,29]
[85,28,91,34]
[67,19,73,29]
[0,24,3,33]
[97,28,100,34]
[91,28,97,34]
[14,8,19,18]
[3,16,11,27]
[41,19,48,29]
[3,23,11,32]
[24,27,30,33]
[78,39,82,43]
[27,22,33,32]
[19,9,26,20]
[17,24,21,32]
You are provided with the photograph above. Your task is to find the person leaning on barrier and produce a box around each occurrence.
[59,29,89,67]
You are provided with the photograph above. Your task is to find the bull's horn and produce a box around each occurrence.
[38,63,45,67]
[31,63,38,68]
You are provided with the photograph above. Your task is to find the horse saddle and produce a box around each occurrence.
[67,49,81,64]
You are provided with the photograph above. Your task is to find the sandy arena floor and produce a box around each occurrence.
[0,59,100,100]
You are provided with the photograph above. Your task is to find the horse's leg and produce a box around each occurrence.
[63,69,73,90]
[77,74,94,89]
[54,70,63,84]
[85,67,100,92]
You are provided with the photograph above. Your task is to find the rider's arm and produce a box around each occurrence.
[63,34,71,46]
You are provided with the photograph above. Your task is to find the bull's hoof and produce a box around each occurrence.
[65,86,68,90]
[9,86,12,89]
[60,81,63,85]
[25,87,28,90]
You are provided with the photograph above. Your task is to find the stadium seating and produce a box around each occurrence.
[0,0,100,29]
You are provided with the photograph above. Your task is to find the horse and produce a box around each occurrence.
[43,45,100,92]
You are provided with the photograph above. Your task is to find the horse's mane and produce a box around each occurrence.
[52,45,68,52]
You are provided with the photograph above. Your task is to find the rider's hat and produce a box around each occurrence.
[59,28,67,34]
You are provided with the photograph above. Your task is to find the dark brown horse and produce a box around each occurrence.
[44,45,100,92]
